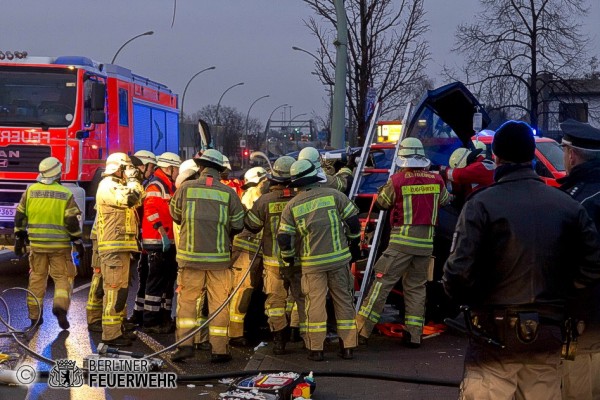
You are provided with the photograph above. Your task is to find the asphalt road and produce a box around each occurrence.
[0,248,465,400]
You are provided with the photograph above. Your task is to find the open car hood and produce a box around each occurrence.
[404,82,490,166]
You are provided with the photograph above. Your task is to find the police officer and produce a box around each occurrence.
[14,157,84,330]
[96,152,144,346]
[170,149,245,363]
[126,150,157,326]
[277,159,361,361]
[558,119,600,400]
[228,166,267,346]
[356,138,450,348]
[298,147,351,194]
[140,152,180,333]
[245,156,305,355]
[442,121,600,399]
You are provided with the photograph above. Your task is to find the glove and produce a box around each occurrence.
[349,239,362,263]
[159,227,171,252]
[72,238,86,263]
[14,232,28,257]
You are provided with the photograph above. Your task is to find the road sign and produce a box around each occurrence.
[240,139,247,148]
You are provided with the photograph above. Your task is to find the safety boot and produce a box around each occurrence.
[338,339,354,359]
[125,310,143,327]
[358,335,368,346]
[210,353,233,363]
[87,321,103,333]
[229,337,248,347]
[194,341,211,351]
[402,332,421,349]
[272,329,287,355]
[103,335,132,348]
[289,327,302,343]
[53,308,70,330]
[171,346,195,362]
[307,350,324,361]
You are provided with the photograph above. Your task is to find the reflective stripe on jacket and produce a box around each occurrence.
[142,168,176,249]
[96,176,144,253]
[14,182,81,249]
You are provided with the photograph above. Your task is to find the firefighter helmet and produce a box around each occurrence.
[222,155,232,171]
[193,149,225,172]
[269,156,295,183]
[103,152,132,176]
[175,159,199,188]
[397,138,426,157]
[298,147,322,169]
[37,157,62,184]
[131,150,157,167]
[244,167,267,185]
[157,152,181,168]
[290,159,321,187]
[449,148,472,168]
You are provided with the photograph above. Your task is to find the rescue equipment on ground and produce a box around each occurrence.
[219,371,314,400]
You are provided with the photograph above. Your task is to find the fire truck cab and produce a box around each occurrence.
[0,54,179,240]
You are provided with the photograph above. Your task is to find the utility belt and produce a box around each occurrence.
[445,305,580,360]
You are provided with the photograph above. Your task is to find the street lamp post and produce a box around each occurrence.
[180,66,216,123]
[243,94,269,168]
[264,103,288,156]
[111,31,154,64]
[215,82,244,152]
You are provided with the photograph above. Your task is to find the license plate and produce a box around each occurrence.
[0,206,16,218]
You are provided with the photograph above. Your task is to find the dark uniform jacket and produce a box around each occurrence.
[443,167,600,310]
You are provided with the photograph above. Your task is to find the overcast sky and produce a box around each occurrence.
[2,0,599,125]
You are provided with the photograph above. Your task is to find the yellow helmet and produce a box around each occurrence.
[103,152,132,176]
[37,157,62,183]
[449,148,472,168]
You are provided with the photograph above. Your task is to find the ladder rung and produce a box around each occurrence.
[359,218,378,223]
[355,193,377,198]
[363,168,389,174]
[370,143,396,150]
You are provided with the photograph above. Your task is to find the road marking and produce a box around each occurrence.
[73,282,91,294]
[135,331,185,374]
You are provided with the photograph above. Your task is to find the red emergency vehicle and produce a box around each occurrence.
[0,54,179,236]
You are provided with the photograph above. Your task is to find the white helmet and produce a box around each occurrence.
[175,159,199,189]
[244,166,267,185]
[222,155,232,171]
[37,157,62,184]
[103,152,132,176]
[449,148,472,168]
[396,138,430,168]
[132,150,157,166]
[157,152,181,168]
[298,147,322,169]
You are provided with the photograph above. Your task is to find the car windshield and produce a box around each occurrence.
[536,140,565,172]
[0,66,77,127]
[405,106,463,166]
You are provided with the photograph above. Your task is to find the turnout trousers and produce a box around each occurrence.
[143,248,177,327]
[228,251,261,338]
[302,265,357,351]
[99,251,131,341]
[263,265,305,333]
[356,247,428,344]
[86,238,102,324]
[28,248,76,320]
[176,268,232,355]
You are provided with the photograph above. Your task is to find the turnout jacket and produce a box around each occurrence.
[245,185,297,269]
[443,167,600,308]
[141,168,176,249]
[277,185,360,272]
[14,181,82,250]
[377,169,450,255]
[96,176,144,254]
[170,167,245,269]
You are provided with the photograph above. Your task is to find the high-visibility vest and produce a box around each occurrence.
[16,182,81,249]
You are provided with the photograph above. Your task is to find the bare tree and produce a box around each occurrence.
[451,0,593,132]
[302,0,429,144]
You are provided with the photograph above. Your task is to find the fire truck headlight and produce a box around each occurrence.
[6,51,14,60]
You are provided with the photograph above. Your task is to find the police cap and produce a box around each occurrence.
[560,119,600,150]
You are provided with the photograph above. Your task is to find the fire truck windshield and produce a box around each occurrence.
[0,66,77,127]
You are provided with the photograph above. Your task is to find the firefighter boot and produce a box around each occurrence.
[211,353,233,363]
[307,350,324,362]
[103,335,132,348]
[52,308,70,330]
[338,339,354,360]
[289,327,302,343]
[125,310,143,327]
[171,346,195,362]
[272,329,287,355]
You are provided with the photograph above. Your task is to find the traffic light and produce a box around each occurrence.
[242,149,249,158]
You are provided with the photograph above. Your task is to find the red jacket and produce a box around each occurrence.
[142,168,176,249]
[221,178,244,198]
[447,156,495,199]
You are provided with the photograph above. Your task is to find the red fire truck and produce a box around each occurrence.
[0,54,180,240]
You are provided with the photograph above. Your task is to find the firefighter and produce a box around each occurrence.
[298,147,352,194]
[140,152,181,333]
[277,159,361,361]
[126,150,157,326]
[220,155,243,197]
[356,138,450,348]
[441,145,495,204]
[14,157,84,330]
[443,121,600,399]
[245,156,305,355]
[96,152,144,347]
[170,149,245,363]
[228,166,267,346]
[86,215,103,332]
[558,119,600,400]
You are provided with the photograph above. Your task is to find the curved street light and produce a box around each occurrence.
[215,82,244,126]
[244,94,270,167]
[264,103,289,153]
[111,31,154,64]
[180,66,216,123]
[292,46,320,63]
